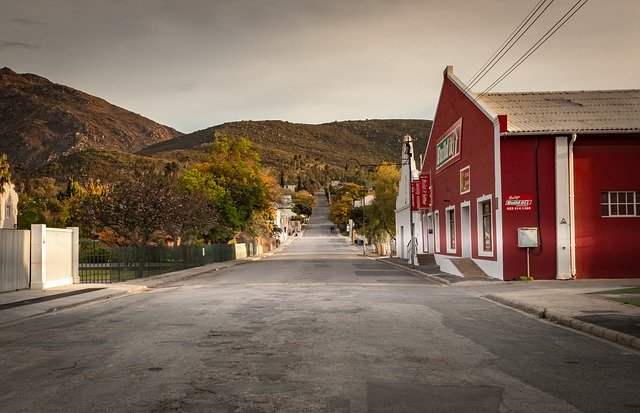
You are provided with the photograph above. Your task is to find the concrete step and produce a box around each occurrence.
[417,253,436,266]
[449,258,489,278]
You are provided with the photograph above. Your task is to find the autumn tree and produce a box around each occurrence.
[367,164,400,241]
[329,182,366,230]
[181,133,272,243]
[79,169,218,246]
[291,190,317,216]
[0,153,10,192]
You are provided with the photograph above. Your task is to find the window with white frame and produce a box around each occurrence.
[601,191,640,217]
[478,198,492,254]
[446,206,456,253]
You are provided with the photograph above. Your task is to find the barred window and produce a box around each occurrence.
[601,191,640,217]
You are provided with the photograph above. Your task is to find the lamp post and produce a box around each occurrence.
[405,135,416,267]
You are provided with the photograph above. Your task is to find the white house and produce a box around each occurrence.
[1,182,18,229]
[395,136,424,264]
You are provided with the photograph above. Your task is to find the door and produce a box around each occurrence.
[461,205,471,258]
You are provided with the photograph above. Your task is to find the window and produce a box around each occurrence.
[5,204,10,219]
[481,200,492,252]
[446,207,456,253]
[601,191,640,217]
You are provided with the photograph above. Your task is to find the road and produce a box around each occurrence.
[1,195,639,412]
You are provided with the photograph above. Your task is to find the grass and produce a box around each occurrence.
[592,287,640,307]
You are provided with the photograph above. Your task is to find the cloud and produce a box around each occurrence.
[170,83,196,92]
[11,18,47,26]
[0,41,38,50]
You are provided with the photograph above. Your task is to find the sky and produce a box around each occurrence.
[1,0,639,133]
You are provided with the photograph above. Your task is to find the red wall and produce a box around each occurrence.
[500,137,558,280]
[574,137,640,278]
[423,71,497,260]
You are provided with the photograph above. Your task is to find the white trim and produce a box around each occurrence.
[460,201,471,258]
[493,120,505,280]
[476,194,494,258]
[445,66,499,121]
[555,137,572,279]
[434,210,441,253]
[445,205,456,254]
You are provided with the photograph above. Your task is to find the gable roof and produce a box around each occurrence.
[477,89,640,135]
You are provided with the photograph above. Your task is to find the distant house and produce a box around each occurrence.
[419,66,640,280]
[1,182,18,229]
[394,136,424,263]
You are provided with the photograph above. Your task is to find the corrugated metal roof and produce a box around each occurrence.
[477,89,640,134]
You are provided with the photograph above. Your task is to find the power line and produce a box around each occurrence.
[477,0,589,97]
[466,0,555,91]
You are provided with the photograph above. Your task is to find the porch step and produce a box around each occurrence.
[417,253,436,266]
[449,258,489,278]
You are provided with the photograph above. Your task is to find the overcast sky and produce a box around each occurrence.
[2,0,639,133]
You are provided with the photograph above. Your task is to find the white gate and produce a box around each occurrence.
[0,229,30,292]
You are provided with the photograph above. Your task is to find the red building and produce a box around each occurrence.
[420,66,640,280]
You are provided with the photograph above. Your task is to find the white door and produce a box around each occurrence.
[461,205,471,258]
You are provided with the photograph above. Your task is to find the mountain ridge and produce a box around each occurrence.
[0,67,182,174]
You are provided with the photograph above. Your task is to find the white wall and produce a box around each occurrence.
[0,229,30,292]
[30,225,79,290]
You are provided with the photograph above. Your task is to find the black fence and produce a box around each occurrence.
[80,243,257,283]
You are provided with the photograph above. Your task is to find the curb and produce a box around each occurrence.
[485,294,640,351]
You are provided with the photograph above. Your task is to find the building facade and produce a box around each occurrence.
[1,182,18,229]
[421,66,640,280]
[395,137,424,263]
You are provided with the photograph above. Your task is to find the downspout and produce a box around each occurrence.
[568,133,577,279]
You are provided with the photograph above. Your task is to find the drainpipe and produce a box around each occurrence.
[568,133,577,278]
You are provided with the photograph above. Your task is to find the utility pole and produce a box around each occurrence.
[405,135,416,267]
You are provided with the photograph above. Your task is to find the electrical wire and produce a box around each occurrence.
[477,0,589,97]
[466,0,555,91]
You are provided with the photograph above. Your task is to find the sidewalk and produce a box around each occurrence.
[379,257,640,351]
[0,238,295,327]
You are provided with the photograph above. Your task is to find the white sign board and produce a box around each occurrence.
[517,227,539,248]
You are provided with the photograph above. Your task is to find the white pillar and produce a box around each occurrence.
[68,227,80,284]
[30,224,46,290]
[555,137,572,279]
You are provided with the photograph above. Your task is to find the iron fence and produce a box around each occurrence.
[79,243,257,283]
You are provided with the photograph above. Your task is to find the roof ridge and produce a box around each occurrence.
[481,89,640,96]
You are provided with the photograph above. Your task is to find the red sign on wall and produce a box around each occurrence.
[504,194,533,211]
[419,174,430,210]
[411,181,420,211]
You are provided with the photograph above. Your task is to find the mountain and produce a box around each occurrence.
[140,119,431,170]
[0,67,181,175]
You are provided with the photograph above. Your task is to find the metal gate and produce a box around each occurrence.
[0,229,30,292]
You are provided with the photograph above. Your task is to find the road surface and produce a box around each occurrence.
[1,195,638,412]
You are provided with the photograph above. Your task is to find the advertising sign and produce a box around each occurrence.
[419,174,430,210]
[411,181,420,211]
[505,194,533,211]
[435,118,462,172]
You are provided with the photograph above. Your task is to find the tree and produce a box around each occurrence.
[79,170,218,246]
[181,133,272,243]
[0,153,11,193]
[291,190,317,216]
[368,164,400,241]
[329,183,366,229]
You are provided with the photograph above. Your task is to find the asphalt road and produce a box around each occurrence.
[1,200,639,412]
